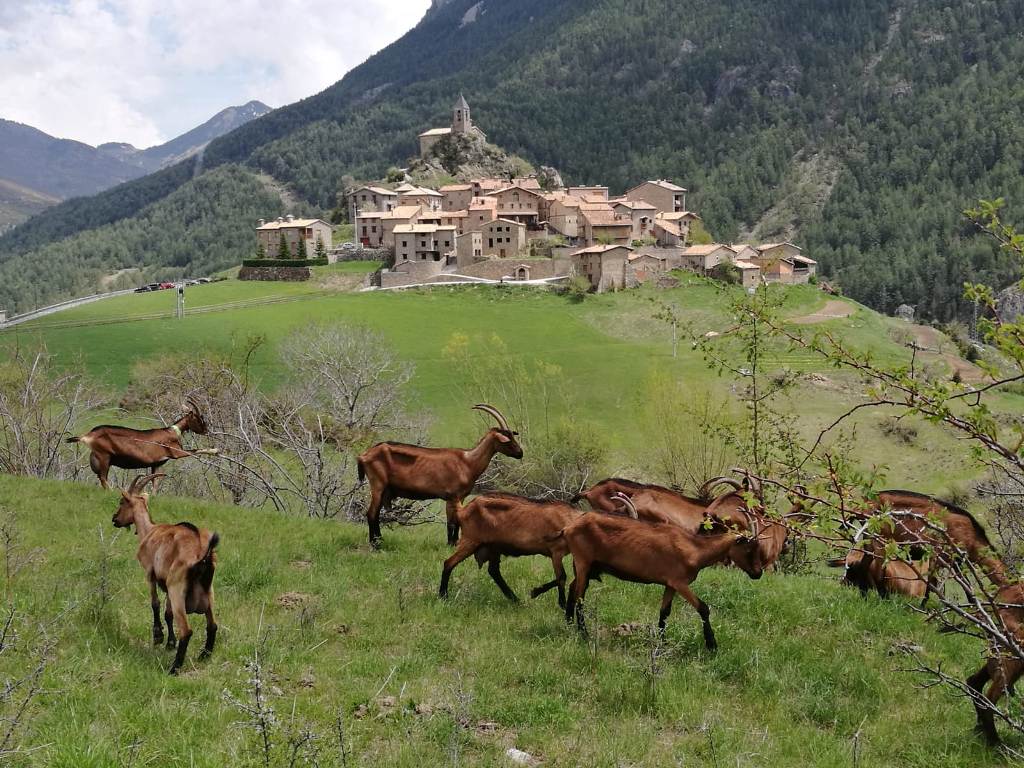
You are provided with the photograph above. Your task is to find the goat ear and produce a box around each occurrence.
[120,490,129,499]
[494,431,511,443]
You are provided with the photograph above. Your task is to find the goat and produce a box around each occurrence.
[966,582,1024,746]
[578,473,789,571]
[828,548,930,600]
[357,404,523,547]
[111,472,219,675]
[558,494,763,650]
[438,493,582,607]
[68,397,217,490]
[847,491,1006,606]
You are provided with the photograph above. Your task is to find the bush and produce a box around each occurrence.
[242,258,328,268]
[564,275,591,302]
[709,262,741,285]
[879,415,918,444]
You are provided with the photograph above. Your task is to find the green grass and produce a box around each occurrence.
[1,277,1011,491]
[0,475,1005,767]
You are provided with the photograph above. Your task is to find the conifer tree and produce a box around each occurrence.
[315,235,327,261]
[297,237,309,260]
[277,232,291,260]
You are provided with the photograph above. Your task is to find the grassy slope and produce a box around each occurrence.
[3,277,1012,490]
[0,475,1003,767]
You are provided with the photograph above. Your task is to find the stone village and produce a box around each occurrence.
[256,96,816,291]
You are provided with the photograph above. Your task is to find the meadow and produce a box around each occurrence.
[0,475,1005,767]
[2,274,1006,489]
[0,276,1021,765]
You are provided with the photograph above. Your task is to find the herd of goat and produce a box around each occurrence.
[66,401,1020,745]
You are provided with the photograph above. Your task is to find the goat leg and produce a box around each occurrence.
[658,586,676,639]
[199,606,217,660]
[164,601,177,650]
[439,538,477,599]
[967,664,999,746]
[446,500,461,547]
[166,588,192,675]
[486,557,519,603]
[676,583,716,651]
[149,582,163,646]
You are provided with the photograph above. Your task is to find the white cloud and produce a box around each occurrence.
[0,0,430,147]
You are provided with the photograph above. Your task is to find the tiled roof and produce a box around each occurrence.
[734,260,761,270]
[257,218,328,231]
[682,244,730,256]
[381,205,423,220]
[418,127,452,137]
[440,184,473,192]
[572,244,634,255]
[630,179,688,193]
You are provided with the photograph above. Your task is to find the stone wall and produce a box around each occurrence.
[239,266,311,282]
[456,257,572,281]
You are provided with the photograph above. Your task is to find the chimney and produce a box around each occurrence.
[286,214,295,223]
[277,216,284,223]
[257,218,265,227]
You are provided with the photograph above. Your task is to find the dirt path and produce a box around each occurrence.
[790,299,855,324]
[909,324,988,384]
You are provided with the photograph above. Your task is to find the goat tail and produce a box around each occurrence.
[65,435,81,444]
[357,459,366,484]
[569,491,587,505]
[826,556,847,568]
[187,532,220,592]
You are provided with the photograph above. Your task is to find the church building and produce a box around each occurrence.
[418,94,487,157]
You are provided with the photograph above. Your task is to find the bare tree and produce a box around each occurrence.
[0,346,107,480]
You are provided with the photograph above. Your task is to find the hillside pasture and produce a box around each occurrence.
[0,475,1007,767]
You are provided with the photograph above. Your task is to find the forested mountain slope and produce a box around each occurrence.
[2,0,1022,316]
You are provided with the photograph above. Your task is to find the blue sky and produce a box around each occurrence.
[0,0,431,147]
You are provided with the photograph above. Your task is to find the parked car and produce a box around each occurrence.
[133,285,150,293]
[158,282,175,290]
[340,242,358,250]
[184,279,200,286]
[197,277,212,284]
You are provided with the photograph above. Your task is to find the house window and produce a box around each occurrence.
[402,241,407,247]
[371,226,377,233]
[488,238,494,248]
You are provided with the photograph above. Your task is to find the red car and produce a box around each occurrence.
[158,282,176,290]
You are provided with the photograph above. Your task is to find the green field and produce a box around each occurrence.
[0,475,1005,767]
[0,277,1021,764]
[1,275,1006,489]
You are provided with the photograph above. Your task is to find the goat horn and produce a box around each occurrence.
[128,472,165,495]
[700,476,742,499]
[610,492,638,520]
[472,404,510,432]
[731,467,762,497]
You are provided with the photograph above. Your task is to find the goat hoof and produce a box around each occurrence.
[165,639,177,651]
[198,649,212,661]
[167,665,180,676]
[153,634,164,646]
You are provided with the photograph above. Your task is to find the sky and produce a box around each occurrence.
[0,0,432,148]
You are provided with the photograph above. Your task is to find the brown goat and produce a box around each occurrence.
[357,404,523,547]
[438,493,581,607]
[68,398,217,490]
[112,473,219,675]
[847,491,1006,605]
[829,548,930,600]
[578,474,789,571]
[966,583,1024,745]
[558,498,763,649]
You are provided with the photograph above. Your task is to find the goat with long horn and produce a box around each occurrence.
[68,399,218,491]
[357,404,523,548]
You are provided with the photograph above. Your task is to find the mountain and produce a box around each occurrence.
[0,101,272,216]
[1,0,1023,316]
[0,120,143,201]
[97,100,272,171]
[0,178,60,234]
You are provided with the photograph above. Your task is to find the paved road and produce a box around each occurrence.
[1,289,134,329]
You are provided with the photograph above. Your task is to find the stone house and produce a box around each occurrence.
[752,243,817,284]
[481,218,527,258]
[580,204,633,246]
[380,205,423,248]
[456,231,484,268]
[485,184,544,230]
[628,246,684,282]
[733,260,763,290]
[567,185,609,200]
[418,94,487,157]
[546,195,581,241]
[467,197,499,232]
[398,186,443,211]
[347,186,397,224]
[572,244,633,292]
[439,210,470,234]
[256,216,333,258]
[440,184,474,211]
[679,244,734,272]
[393,223,458,264]
[355,211,385,247]
[625,179,688,214]
[613,200,658,242]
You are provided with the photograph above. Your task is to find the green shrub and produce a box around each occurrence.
[242,258,328,268]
